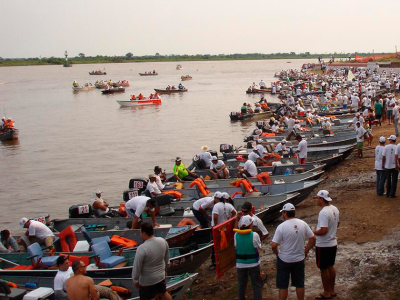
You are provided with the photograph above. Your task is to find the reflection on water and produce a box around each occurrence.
[0,59,310,233]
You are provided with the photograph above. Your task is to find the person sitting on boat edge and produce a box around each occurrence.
[138,93,144,100]
[0,230,19,253]
[72,80,79,87]
[19,217,55,252]
[173,157,199,183]
[274,139,287,154]
[178,83,184,90]
[153,166,174,191]
[125,196,159,229]
[237,155,258,178]
[249,147,267,167]
[91,189,110,217]
[210,156,229,179]
[146,174,174,200]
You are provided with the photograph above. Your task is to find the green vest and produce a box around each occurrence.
[235,231,259,264]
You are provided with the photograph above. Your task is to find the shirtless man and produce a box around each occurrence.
[66,260,121,300]
[66,260,98,300]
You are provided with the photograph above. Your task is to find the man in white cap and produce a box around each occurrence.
[382,135,398,198]
[91,189,110,217]
[198,146,213,168]
[249,147,267,166]
[256,139,265,157]
[320,117,332,130]
[209,156,229,179]
[387,94,396,125]
[350,92,359,111]
[375,136,386,195]
[355,121,366,158]
[271,203,315,300]
[237,155,258,178]
[146,174,163,197]
[19,218,55,251]
[295,135,307,165]
[313,190,340,300]
[125,196,159,229]
[234,215,263,300]
[274,139,287,154]
[192,195,219,228]
[348,113,364,130]
[234,201,269,241]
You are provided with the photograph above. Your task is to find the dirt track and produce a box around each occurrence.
[183,121,400,300]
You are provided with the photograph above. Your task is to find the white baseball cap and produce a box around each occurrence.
[355,112,360,116]
[238,215,253,228]
[222,192,230,199]
[257,139,263,143]
[379,136,386,143]
[389,135,397,141]
[280,203,295,212]
[317,190,332,201]
[211,156,218,160]
[214,191,223,199]
[19,217,29,228]
[281,139,286,144]
[253,147,258,151]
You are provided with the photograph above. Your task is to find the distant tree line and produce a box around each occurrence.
[0,52,396,67]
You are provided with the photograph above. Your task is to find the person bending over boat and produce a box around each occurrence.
[210,156,229,179]
[192,195,219,228]
[19,217,55,252]
[0,230,19,253]
[125,196,159,229]
[173,157,199,183]
[91,189,110,217]
[237,155,258,178]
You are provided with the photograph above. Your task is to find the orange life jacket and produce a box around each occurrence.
[118,203,126,217]
[189,178,210,197]
[234,179,258,193]
[256,172,272,184]
[59,253,90,267]
[57,225,77,252]
[110,235,138,248]
[111,286,131,295]
[162,190,182,199]
[131,95,136,100]
[177,218,196,227]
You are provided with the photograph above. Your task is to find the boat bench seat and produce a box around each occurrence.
[27,243,58,267]
[92,241,126,268]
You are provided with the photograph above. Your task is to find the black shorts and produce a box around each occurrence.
[139,279,167,300]
[316,246,337,269]
[276,256,305,289]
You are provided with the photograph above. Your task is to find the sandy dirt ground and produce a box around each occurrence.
[182,121,400,300]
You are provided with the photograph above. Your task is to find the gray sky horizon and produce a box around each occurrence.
[2,0,399,58]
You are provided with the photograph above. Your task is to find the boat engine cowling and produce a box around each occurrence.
[123,188,140,202]
[220,144,234,154]
[154,194,172,206]
[69,204,94,218]
[128,178,148,195]
[256,121,265,129]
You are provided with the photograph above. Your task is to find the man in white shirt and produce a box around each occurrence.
[125,196,159,229]
[313,190,340,300]
[54,256,73,300]
[387,95,396,125]
[19,218,55,251]
[271,203,315,300]
[249,147,267,166]
[192,196,217,228]
[237,155,258,178]
[355,122,366,158]
[348,113,365,130]
[198,145,213,168]
[210,156,229,179]
[375,136,386,196]
[234,201,269,241]
[320,118,332,130]
[146,174,162,197]
[274,139,287,154]
[382,135,398,198]
[256,139,265,157]
[393,105,400,137]
[295,135,307,164]
[210,192,225,268]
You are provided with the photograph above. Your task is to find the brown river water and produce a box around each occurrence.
[0,59,309,233]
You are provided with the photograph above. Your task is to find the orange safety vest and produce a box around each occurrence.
[57,225,77,252]
[256,172,272,184]
[189,178,210,197]
[234,179,258,193]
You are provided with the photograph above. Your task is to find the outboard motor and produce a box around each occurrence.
[230,111,239,120]
[188,155,206,171]
[154,194,172,206]
[154,194,175,216]
[247,141,255,149]
[69,204,94,218]
[209,150,218,158]
[256,121,265,129]
[123,188,139,202]
[128,178,148,195]
[220,144,234,154]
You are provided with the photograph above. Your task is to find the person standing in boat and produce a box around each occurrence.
[0,117,5,130]
[259,79,265,89]
[295,135,307,165]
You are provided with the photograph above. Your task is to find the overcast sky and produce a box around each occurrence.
[2,0,399,58]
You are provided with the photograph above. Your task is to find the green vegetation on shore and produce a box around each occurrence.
[0,52,390,67]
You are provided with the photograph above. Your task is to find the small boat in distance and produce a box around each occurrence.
[139,71,158,76]
[117,97,162,106]
[89,68,107,75]
[181,75,192,81]
[0,118,19,141]
[101,87,125,94]
[155,84,187,94]
[176,64,183,70]
[72,84,95,92]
